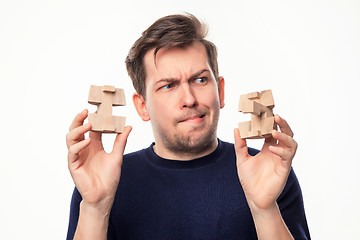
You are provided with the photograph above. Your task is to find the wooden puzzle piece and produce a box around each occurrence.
[88,85,126,133]
[238,89,276,139]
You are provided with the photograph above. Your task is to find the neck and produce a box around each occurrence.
[153,138,218,161]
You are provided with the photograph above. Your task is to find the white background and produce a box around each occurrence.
[1,0,359,239]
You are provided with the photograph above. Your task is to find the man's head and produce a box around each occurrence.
[125,13,219,99]
[127,14,225,160]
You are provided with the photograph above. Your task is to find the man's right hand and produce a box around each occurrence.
[66,109,132,214]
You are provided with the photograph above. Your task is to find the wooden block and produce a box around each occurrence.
[88,85,103,104]
[238,121,258,138]
[238,121,262,139]
[250,114,262,131]
[88,113,103,132]
[112,116,126,133]
[238,89,275,139]
[88,85,126,133]
[112,88,126,106]
[248,91,261,100]
[103,85,116,92]
[261,116,275,135]
[238,121,250,136]
[259,90,275,109]
[88,115,126,133]
[239,98,261,114]
[238,95,247,112]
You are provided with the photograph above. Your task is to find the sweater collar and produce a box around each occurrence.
[142,139,227,170]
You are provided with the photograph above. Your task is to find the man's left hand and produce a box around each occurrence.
[234,115,298,211]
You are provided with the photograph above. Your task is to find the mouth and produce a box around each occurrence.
[179,114,206,123]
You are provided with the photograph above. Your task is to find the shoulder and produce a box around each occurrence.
[123,148,145,160]
[120,145,154,175]
[122,146,149,164]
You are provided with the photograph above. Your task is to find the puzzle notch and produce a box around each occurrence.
[88,85,126,133]
[238,89,276,139]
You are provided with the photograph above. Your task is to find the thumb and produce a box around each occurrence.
[234,128,249,165]
[111,126,132,158]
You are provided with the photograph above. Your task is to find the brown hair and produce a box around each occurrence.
[125,13,219,98]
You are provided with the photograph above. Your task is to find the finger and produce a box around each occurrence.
[234,128,249,164]
[275,115,294,137]
[69,109,88,131]
[268,145,292,160]
[268,146,294,170]
[272,130,298,151]
[264,133,277,145]
[66,123,91,148]
[111,126,132,158]
[68,138,91,164]
[89,130,103,150]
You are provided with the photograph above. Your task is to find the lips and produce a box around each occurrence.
[178,113,206,123]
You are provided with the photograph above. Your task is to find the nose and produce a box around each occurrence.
[180,84,197,109]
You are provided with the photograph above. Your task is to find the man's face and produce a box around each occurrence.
[135,41,225,159]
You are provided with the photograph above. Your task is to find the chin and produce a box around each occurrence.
[167,128,217,155]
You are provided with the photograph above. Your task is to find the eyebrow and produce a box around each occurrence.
[154,69,210,86]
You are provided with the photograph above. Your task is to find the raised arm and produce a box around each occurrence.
[234,115,297,240]
[66,109,132,240]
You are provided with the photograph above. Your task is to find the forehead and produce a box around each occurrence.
[143,41,211,80]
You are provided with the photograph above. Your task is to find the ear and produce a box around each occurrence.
[132,93,150,121]
[218,76,225,109]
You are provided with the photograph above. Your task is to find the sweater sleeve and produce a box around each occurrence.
[66,187,82,240]
[277,168,311,240]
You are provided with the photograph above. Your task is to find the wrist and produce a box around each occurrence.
[247,201,279,217]
[81,196,114,217]
[74,200,114,240]
[247,202,294,240]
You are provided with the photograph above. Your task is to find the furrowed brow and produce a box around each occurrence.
[189,69,209,80]
[154,69,209,87]
[154,78,178,88]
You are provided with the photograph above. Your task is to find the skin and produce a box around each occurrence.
[66,110,132,239]
[234,116,296,239]
[133,41,225,160]
[66,41,297,239]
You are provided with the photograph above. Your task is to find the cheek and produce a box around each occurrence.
[200,89,220,107]
[147,98,173,120]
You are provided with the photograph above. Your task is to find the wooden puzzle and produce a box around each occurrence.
[238,89,276,139]
[88,85,126,133]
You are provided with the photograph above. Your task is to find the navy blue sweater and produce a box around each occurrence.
[67,139,310,239]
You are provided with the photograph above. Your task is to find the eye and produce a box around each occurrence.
[194,77,207,84]
[159,82,174,90]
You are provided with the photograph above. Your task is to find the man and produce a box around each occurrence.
[66,14,310,239]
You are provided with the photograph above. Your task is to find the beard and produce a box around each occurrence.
[155,108,220,158]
